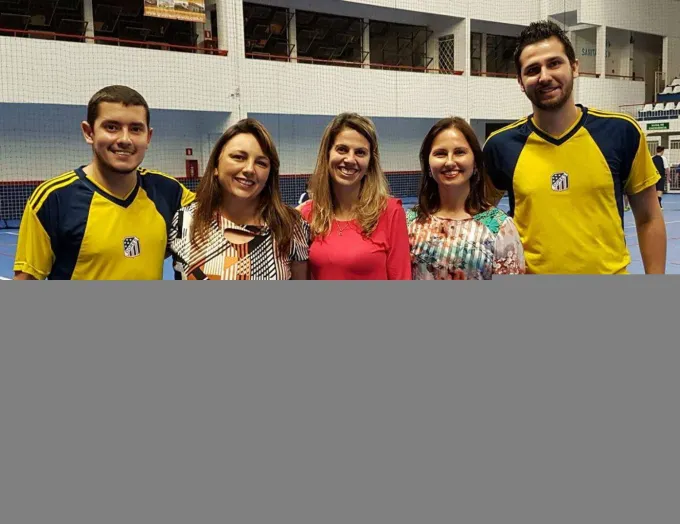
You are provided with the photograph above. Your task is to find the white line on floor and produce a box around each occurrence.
[0,276,11,280]
[0,231,19,236]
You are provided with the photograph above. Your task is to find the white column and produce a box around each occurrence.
[663,36,680,84]
[83,0,94,43]
[623,36,633,79]
[567,30,575,49]
[194,1,212,47]
[596,25,607,78]
[481,33,487,75]
[427,39,437,72]
[289,9,297,62]
[195,20,208,47]
[454,17,470,74]
[362,18,370,69]
[214,0,245,119]
[215,0,243,58]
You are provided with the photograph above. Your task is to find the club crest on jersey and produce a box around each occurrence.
[551,172,569,192]
[123,236,141,258]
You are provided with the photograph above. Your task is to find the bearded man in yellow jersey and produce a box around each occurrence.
[483,21,666,274]
[14,85,194,280]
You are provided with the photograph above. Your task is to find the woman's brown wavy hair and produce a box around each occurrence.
[416,117,494,221]
[190,118,299,255]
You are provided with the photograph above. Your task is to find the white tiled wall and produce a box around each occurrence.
[0,104,230,180]
[0,0,676,179]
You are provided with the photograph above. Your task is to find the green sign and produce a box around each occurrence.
[647,122,670,130]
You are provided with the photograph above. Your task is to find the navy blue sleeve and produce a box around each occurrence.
[142,172,186,230]
[484,126,531,191]
[483,135,510,191]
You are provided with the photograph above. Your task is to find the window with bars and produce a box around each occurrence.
[647,141,659,155]
[470,32,482,73]
[438,34,455,73]
[296,10,363,65]
[369,20,430,70]
[243,2,291,60]
[669,140,680,150]
[485,34,518,75]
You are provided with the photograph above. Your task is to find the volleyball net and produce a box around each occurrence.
[0,1,672,226]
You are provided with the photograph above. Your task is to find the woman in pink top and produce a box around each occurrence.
[299,113,411,280]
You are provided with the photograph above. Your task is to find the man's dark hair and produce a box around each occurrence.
[514,20,577,76]
[87,85,150,128]
[657,146,665,153]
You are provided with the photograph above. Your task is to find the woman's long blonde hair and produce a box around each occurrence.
[308,113,390,238]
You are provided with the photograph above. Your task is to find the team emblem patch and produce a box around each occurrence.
[123,236,141,258]
[551,172,569,192]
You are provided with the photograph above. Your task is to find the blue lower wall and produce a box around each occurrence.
[1,172,422,222]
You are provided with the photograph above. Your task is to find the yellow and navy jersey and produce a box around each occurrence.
[483,105,660,275]
[14,167,195,280]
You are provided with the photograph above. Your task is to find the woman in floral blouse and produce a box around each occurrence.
[407,117,525,280]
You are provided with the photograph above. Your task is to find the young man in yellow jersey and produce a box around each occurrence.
[14,85,195,280]
[483,21,666,274]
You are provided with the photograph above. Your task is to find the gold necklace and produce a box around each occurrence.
[336,221,353,236]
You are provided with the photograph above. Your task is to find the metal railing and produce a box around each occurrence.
[246,51,463,74]
[0,27,228,55]
[620,103,680,122]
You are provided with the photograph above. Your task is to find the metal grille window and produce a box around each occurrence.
[470,32,482,73]
[647,141,659,155]
[369,20,431,70]
[438,34,455,73]
[296,10,363,66]
[486,34,518,75]
[244,3,292,60]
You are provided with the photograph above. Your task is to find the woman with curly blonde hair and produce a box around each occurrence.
[299,113,411,280]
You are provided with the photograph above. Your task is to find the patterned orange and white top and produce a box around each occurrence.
[169,202,310,280]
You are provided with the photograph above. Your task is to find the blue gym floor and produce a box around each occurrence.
[2,195,680,279]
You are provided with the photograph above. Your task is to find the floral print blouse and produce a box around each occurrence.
[406,207,525,280]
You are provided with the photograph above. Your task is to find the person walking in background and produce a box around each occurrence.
[652,146,669,209]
